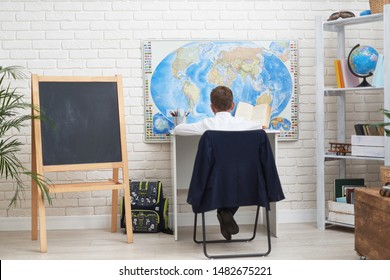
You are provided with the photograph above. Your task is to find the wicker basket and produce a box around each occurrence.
[370,0,390,14]
[380,165,390,184]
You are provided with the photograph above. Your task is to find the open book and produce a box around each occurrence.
[235,101,271,128]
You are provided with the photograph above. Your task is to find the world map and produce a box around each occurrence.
[144,40,298,142]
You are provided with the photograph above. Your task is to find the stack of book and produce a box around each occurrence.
[354,123,385,136]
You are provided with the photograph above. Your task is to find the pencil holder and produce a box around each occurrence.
[173,116,187,126]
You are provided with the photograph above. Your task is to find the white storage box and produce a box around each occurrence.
[327,201,355,226]
[351,135,385,157]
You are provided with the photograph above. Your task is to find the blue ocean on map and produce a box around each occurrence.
[150,41,293,134]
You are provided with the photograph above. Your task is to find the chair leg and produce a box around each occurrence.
[192,206,271,259]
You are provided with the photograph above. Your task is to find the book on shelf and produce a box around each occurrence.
[354,124,365,135]
[334,58,360,88]
[372,54,384,87]
[343,185,367,204]
[340,58,359,88]
[334,178,365,200]
[354,124,384,136]
[235,101,271,128]
[345,187,356,204]
[334,59,345,88]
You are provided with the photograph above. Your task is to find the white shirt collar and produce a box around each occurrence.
[215,111,232,117]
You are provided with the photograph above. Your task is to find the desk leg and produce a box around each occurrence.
[172,137,179,241]
[264,132,278,237]
[173,189,178,241]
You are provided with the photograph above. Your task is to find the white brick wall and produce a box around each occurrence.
[0,0,384,225]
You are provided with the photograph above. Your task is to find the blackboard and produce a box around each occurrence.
[38,81,122,166]
[31,76,133,251]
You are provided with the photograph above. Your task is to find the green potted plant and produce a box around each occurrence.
[376,109,390,136]
[376,109,390,185]
[0,66,51,207]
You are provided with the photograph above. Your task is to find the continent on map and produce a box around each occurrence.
[208,47,263,88]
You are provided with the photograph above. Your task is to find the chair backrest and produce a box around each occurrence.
[187,130,284,213]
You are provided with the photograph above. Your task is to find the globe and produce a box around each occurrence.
[347,44,379,87]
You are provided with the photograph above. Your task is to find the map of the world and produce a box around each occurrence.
[144,40,298,142]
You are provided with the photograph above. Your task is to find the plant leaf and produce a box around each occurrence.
[1,65,52,207]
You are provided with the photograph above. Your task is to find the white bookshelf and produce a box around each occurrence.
[315,7,390,229]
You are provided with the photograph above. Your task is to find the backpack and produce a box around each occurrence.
[120,180,172,234]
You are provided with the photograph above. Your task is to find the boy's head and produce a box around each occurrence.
[210,86,234,113]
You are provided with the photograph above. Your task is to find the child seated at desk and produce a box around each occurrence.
[174,85,265,240]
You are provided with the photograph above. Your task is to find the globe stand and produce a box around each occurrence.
[357,75,373,87]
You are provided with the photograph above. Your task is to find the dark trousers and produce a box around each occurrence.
[217,207,239,216]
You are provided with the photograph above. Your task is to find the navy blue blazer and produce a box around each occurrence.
[187,130,285,213]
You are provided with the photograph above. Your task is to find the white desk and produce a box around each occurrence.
[171,130,279,241]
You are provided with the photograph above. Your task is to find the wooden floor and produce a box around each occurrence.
[0,223,359,260]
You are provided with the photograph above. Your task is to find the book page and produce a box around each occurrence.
[235,102,254,121]
[251,103,271,128]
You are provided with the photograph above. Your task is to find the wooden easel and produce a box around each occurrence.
[31,75,133,252]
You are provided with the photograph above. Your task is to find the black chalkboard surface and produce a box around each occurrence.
[39,81,122,166]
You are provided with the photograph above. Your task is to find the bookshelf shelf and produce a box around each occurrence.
[324,87,383,96]
[325,219,355,229]
[315,6,390,230]
[323,13,383,31]
[324,153,385,162]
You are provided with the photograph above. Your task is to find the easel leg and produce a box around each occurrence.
[32,182,38,240]
[122,169,133,243]
[111,169,119,232]
[111,189,118,232]
[37,189,48,253]
[31,119,38,240]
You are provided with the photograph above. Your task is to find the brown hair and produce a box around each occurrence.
[210,86,233,112]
